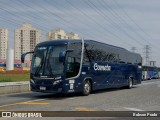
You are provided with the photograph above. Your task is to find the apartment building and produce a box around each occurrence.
[66,32,80,39]
[0,28,8,62]
[14,23,41,65]
[46,29,80,40]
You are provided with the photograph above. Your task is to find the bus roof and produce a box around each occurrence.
[37,40,73,47]
[86,40,126,51]
[37,39,125,50]
[36,39,139,55]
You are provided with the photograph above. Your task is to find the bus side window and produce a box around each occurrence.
[66,42,81,78]
[67,57,75,72]
[66,56,80,78]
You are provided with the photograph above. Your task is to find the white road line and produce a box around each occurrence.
[24,99,47,103]
[139,81,160,86]
[124,107,144,111]
[67,98,75,100]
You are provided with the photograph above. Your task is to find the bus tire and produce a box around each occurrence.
[127,77,133,89]
[82,80,91,96]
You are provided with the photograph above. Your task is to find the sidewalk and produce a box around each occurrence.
[0,81,30,95]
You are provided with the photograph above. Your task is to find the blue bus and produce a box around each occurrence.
[142,66,159,80]
[21,39,142,95]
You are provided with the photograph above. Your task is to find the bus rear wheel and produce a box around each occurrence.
[82,81,91,96]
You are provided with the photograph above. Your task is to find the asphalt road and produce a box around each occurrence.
[0,79,160,120]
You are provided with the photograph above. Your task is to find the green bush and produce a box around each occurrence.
[0,77,14,82]
[0,73,30,82]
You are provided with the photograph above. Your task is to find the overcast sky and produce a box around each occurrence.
[0,0,160,66]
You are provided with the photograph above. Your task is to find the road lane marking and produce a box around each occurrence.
[23,99,46,103]
[0,110,8,111]
[139,81,160,86]
[0,99,47,108]
[0,103,20,108]
[67,98,75,100]
[17,102,49,105]
[124,107,144,111]
[0,92,31,97]
[16,98,48,105]
[75,107,96,111]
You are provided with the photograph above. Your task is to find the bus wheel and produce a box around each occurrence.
[128,78,133,89]
[82,81,91,96]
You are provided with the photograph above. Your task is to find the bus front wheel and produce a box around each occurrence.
[128,78,133,89]
[82,81,91,96]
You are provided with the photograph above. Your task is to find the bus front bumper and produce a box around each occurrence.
[30,81,64,94]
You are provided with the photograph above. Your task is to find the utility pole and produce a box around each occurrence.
[143,45,151,66]
[131,47,136,53]
[150,61,156,67]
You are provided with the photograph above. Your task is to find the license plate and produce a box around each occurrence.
[40,86,46,91]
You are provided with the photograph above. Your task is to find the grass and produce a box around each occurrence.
[0,73,30,82]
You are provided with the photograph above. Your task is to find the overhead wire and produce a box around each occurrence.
[112,0,160,61]
[83,0,144,47]
[17,0,102,40]
[0,0,159,64]
[65,0,132,47]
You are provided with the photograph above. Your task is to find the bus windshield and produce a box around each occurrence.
[31,45,67,77]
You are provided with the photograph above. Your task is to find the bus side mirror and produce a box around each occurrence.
[59,49,74,62]
[21,54,25,63]
[21,51,34,63]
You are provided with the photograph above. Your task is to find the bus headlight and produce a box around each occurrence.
[53,80,62,85]
[138,66,142,69]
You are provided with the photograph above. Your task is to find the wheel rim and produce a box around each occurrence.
[84,83,90,94]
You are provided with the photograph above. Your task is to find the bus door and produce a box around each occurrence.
[65,42,82,92]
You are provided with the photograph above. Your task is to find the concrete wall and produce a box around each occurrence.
[0,82,30,95]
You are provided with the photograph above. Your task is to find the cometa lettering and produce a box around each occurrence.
[94,63,111,71]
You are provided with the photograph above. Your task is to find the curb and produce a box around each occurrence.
[0,81,30,95]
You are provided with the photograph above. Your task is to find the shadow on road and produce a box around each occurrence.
[7,86,138,100]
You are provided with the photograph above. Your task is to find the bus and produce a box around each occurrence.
[142,66,159,80]
[21,39,142,95]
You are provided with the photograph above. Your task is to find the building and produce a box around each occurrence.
[46,29,80,40]
[66,32,80,39]
[46,29,66,40]
[14,23,41,66]
[0,28,8,63]
[150,61,156,67]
